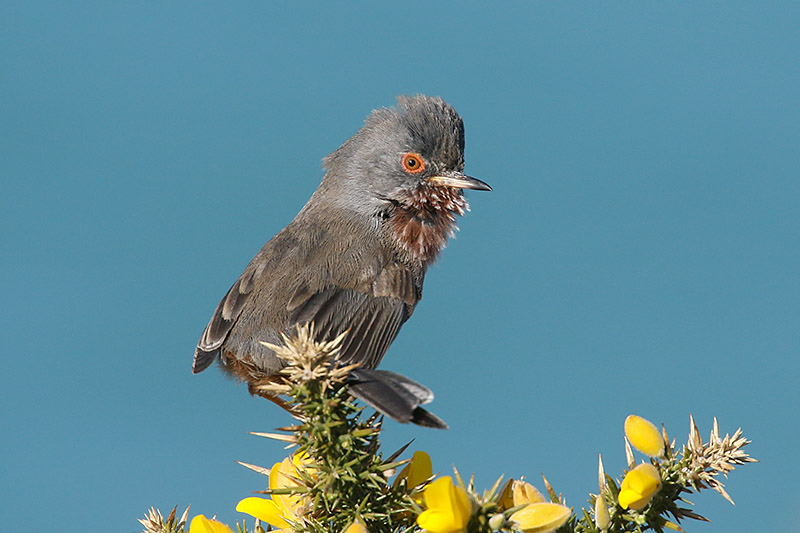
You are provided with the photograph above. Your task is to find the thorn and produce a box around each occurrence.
[663,519,685,531]
[711,417,721,445]
[624,437,635,469]
[485,474,506,500]
[716,484,736,506]
[541,474,559,503]
[274,425,304,432]
[598,454,606,492]
[386,440,415,463]
[237,461,272,477]
[179,506,190,527]
[250,431,297,443]
[689,414,701,450]
[452,465,466,489]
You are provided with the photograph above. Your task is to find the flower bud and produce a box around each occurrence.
[510,502,571,533]
[488,513,506,531]
[624,415,665,457]
[594,495,610,531]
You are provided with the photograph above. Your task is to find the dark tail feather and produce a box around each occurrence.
[367,370,435,405]
[348,369,448,429]
[192,347,218,374]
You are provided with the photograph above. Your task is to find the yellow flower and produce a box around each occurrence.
[624,415,665,458]
[342,518,368,533]
[512,480,546,506]
[510,502,571,533]
[396,450,433,490]
[498,479,546,511]
[188,515,233,533]
[498,479,515,510]
[236,453,312,530]
[236,496,291,532]
[417,476,472,533]
[618,463,662,510]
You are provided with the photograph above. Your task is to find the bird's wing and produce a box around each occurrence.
[288,267,446,427]
[193,263,261,373]
[287,264,418,369]
[193,249,442,427]
[194,251,419,373]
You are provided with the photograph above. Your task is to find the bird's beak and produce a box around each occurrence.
[427,173,492,191]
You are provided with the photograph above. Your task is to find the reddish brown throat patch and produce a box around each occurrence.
[391,183,469,264]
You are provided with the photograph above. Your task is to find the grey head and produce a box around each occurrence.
[314,95,491,217]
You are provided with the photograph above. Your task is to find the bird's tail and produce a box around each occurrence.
[192,346,219,374]
[347,369,448,429]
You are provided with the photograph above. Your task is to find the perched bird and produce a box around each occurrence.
[193,95,491,428]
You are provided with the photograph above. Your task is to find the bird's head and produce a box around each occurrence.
[323,95,490,202]
[320,95,491,263]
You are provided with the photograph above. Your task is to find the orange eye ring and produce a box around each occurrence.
[401,153,426,174]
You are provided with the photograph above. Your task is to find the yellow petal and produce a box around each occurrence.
[624,415,665,457]
[510,502,571,533]
[292,451,314,470]
[618,463,662,510]
[452,481,472,525]
[407,451,433,489]
[270,457,307,519]
[422,476,454,509]
[417,477,472,533]
[343,518,368,533]
[512,480,546,506]
[277,456,303,488]
[291,451,317,481]
[188,515,234,533]
[617,488,642,510]
[236,497,291,529]
[498,479,515,511]
[269,460,289,490]
[417,508,451,533]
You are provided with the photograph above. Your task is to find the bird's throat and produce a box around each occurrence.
[389,184,469,264]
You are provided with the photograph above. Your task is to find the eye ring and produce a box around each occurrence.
[401,153,426,174]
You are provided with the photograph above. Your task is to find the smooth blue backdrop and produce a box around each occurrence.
[2,2,797,531]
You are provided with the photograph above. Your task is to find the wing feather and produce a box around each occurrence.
[290,285,410,369]
[193,276,254,373]
[194,255,420,374]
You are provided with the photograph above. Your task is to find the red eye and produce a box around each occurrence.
[401,153,426,174]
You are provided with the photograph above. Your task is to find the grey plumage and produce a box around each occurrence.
[193,95,490,428]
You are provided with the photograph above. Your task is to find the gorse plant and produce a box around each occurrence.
[142,327,755,533]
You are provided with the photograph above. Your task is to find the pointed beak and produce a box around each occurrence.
[426,173,492,191]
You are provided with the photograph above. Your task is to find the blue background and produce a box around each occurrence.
[2,2,797,531]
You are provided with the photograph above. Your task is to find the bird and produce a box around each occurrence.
[193,95,491,429]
